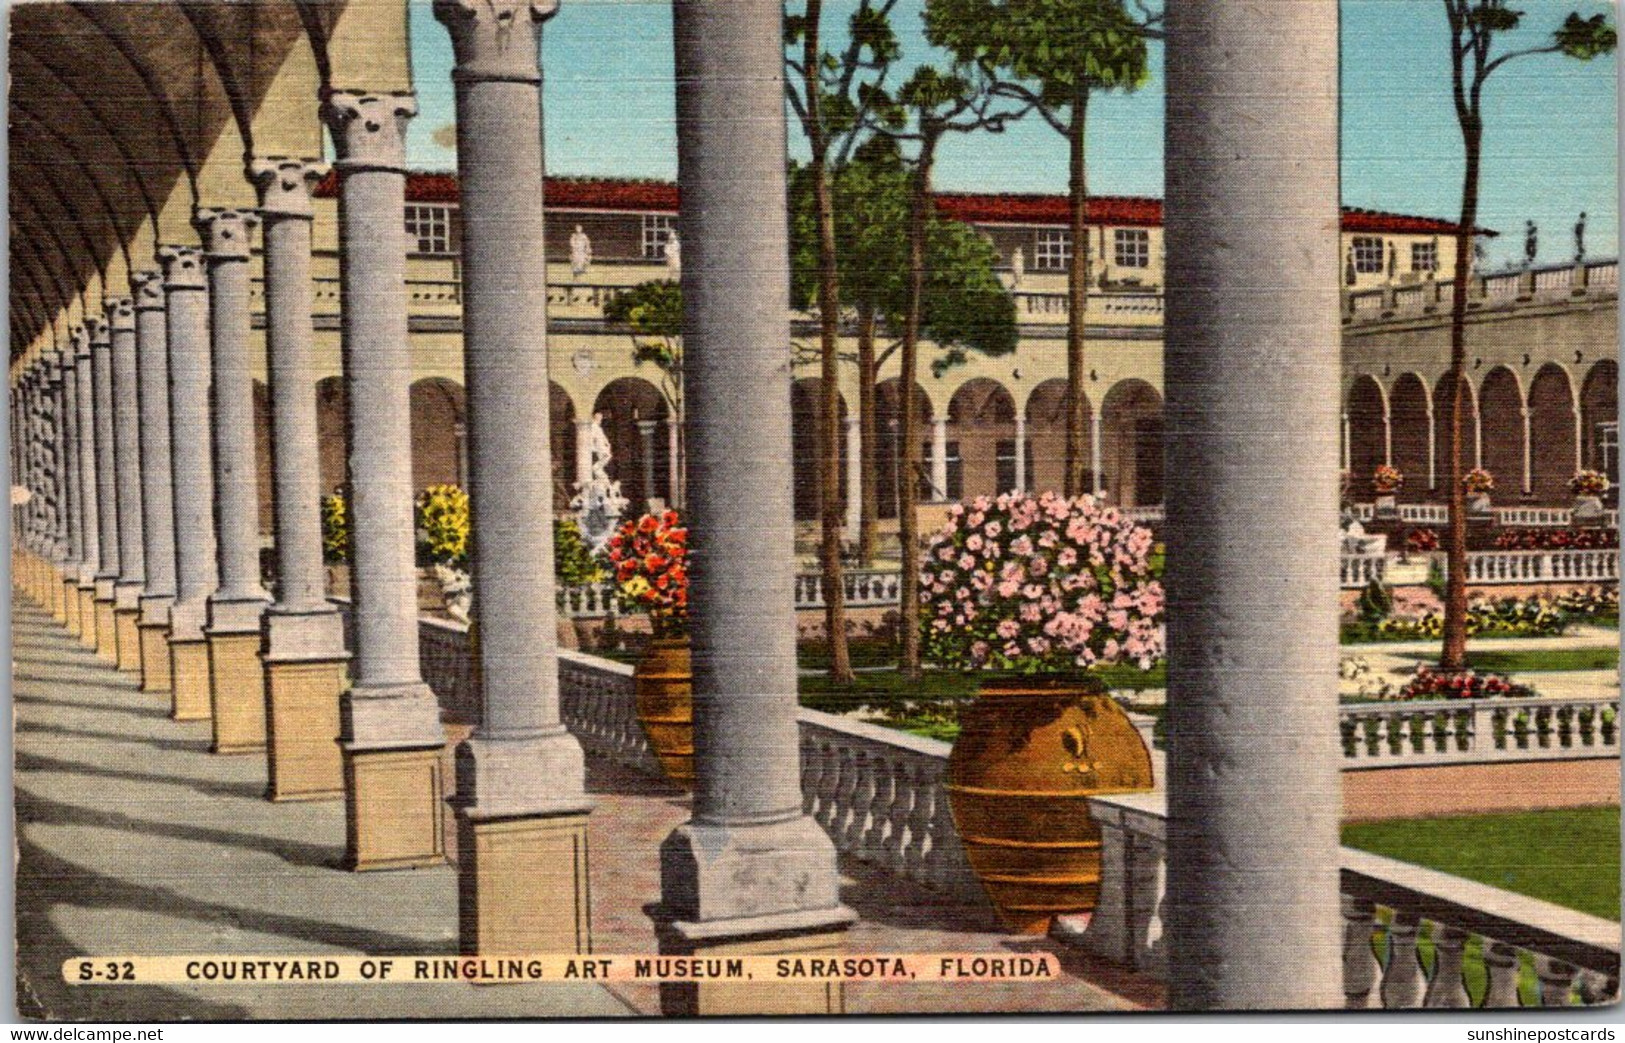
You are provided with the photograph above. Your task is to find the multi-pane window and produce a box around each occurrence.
[1598,422,1618,481]
[404,204,458,256]
[1352,236,1385,274]
[1034,229,1073,271]
[996,440,1035,493]
[642,214,677,260]
[1113,228,1150,268]
[1411,240,1439,273]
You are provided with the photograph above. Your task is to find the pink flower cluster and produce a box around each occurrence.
[920,491,1166,672]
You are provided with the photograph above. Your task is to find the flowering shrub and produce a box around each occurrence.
[1375,595,1570,639]
[1372,464,1404,495]
[1397,666,1531,701]
[607,510,688,638]
[1492,527,1618,551]
[1463,467,1496,494]
[919,491,1165,672]
[1405,528,1440,553]
[416,484,471,568]
[321,493,348,564]
[1552,586,1620,624]
[1571,469,1610,497]
[554,517,606,587]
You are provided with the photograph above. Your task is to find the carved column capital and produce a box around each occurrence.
[42,351,63,381]
[194,208,260,261]
[434,0,557,83]
[157,245,207,290]
[87,316,111,347]
[249,156,329,220]
[70,325,91,359]
[104,297,135,333]
[320,92,417,172]
[130,270,166,311]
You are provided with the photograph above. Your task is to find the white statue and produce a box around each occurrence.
[1010,246,1025,288]
[433,562,473,625]
[570,224,592,277]
[663,231,681,274]
[571,413,630,554]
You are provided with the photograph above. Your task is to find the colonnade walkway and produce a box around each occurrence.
[12,592,1153,1019]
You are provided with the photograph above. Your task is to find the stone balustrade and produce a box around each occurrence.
[1341,552,1388,588]
[792,568,903,610]
[1082,790,1621,1007]
[558,582,619,619]
[1343,259,1618,327]
[1351,502,1618,530]
[1122,505,1165,525]
[557,649,663,776]
[1341,695,1618,766]
[1454,548,1619,585]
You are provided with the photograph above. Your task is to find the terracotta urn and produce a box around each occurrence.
[946,674,1154,934]
[634,637,694,787]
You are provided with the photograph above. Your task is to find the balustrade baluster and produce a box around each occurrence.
[1423,925,1471,1007]
[1380,910,1425,1008]
[862,758,895,862]
[844,751,877,852]
[800,737,823,818]
[1482,941,1523,1008]
[884,762,914,872]
[815,740,842,830]
[1535,955,1579,1007]
[904,773,935,882]
[1340,895,1379,1008]
[830,748,859,847]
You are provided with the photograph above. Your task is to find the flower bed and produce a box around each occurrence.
[1396,665,1532,700]
[1492,527,1618,551]
[1404,528,1440,554]
[1373,595,1570,640]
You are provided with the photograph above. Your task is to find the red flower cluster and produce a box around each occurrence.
[606,510,688,636]
[1398,666,1529,701]
[1404,528,1440,553]
[1492,527,1619,551]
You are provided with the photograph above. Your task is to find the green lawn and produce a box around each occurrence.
[1396,647,1618,674]
[1343,807,1621,921]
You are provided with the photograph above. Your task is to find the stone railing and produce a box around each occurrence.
[557,650,663,775]
[1081,790,1621,1007]
[1123,505,1165,525]
[1455,548,1619,585]
[1010,290,1164,322]
[1340,552,1388,589]
[1341,695,1618,767]
[1344,259,1618,327]
[418,615,480,723]
[558,582,619,619]
[1349,502,1618,530]
[793,569,903,610]
[1399,503,1451,525]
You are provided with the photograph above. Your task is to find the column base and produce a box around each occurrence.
[169,637,213,721]
[64,578,82,636]
[264,656,349,802]
[342,743,447,871]
[114,607,142,673]
[138,622,172,694]
[653,913,855,1017]
[456,809,591,956]
[76,586,97,648]
[207,630,268,754]
[51,569,70,622]
[93,597,118,662]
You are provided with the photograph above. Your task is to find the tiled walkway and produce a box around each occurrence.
[12,592,1153,1020]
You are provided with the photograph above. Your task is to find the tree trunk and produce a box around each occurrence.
[899,135,937,680]
[1064,88,1092,498]
[1440,123,1481,672]
[857,305,880,566]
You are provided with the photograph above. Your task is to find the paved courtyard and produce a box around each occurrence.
[12,594,1153,1020]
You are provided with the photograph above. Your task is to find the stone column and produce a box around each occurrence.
[196,207,273,754]
[1163,1,1342,1009]
[1382,402,1393,465]
[251,157,351,802]
[653,0,853,1016]
[132,271,178,693]
[637,419,659,508]
[1090,411,1104,496]
[1013,415,1027,493]
[59,344,84,635]
[72,328,100,648]
[1424,401,1437,491]
[89,314,120,662]
[929,417,948,501]
[436,0,592,956]
[108,297,146,672]
[666,415,682,508]
[1520,406,1534,496]
[1474,411,1483,469]
[45,353,71,621]
[1341,412,1352,473]
[160,245,219,722]
[322,90,448,871]
[844,413,861,534]
[574,419,593,495]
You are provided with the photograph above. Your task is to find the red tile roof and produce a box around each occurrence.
[314,172,1492,236]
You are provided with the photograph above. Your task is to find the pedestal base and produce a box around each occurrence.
[114,608,142,673]
[51,572,69,621]
[76,588,97,647]
[342,744,447,871]
[64,579,82,636]
[457,810,591,956]
[654,917,853,1016]
[208,631,268,754]
[169,638,213,721]
[264,657,349,802]
[94,598,117,662]
[138,623,172,693]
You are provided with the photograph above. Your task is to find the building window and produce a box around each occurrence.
[642,214,676,260]
[1352,236,1385,274]
[404,204,458,256]
[1034,229,1072,271]
[1113,228,1150,268]
[1598,422,1618,481]
[1411,240,1439,273]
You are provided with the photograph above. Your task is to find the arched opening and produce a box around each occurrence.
[1580,359,1617,489]
[948,378,1018,501]
[409,378,466,493]
[1024,379,1089,496]
[1528,364,1577,504]
[1100,379,1163,507]
[1389,373,1431,500]
[592,376,670,513]
[1479,367,1525,504]
[551,382,577,513]
[790,378,848,523]
[1432,372,1479,498]
[1347,375,1387,498]
[316,376,347,498]
[874,378,933,520]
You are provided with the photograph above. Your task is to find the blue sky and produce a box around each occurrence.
[406,0,1618,268]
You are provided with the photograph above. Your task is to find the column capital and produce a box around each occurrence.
[104,297,135,333]
[194,208,260,261]
[157,245,207,290]
[42,351,63,381]
[321,92,417,172]
[130,270,166,311]
[248,156,329,220]
[70,325,90,359]
[87,316,111,348]
[434,0,557,84]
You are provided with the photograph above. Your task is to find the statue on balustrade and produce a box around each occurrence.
[570,224,593,277]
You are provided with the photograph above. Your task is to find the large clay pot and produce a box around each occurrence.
[946,675,1154,934]
[634,637,694,787]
